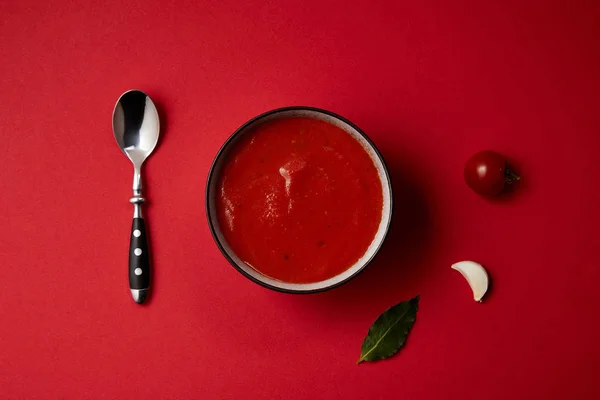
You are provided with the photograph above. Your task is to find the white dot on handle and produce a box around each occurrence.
[133,230,141,237]
[134,268,142,275]
[134,248,142,256]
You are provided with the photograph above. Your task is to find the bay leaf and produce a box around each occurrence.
[357,295,419,364]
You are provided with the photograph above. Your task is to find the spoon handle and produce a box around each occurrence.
[129,217,150,303]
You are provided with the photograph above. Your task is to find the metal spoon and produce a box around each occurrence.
[112,90,160,304]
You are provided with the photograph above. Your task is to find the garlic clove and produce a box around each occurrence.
[451,261,489,302]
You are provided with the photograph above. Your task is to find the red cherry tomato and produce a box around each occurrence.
[464,150,520,196]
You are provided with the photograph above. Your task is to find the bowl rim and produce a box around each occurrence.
[205,106,393,294]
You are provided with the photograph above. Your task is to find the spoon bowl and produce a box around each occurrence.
[113,90,160,167]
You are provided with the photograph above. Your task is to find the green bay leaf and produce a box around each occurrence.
[357,295,419,364]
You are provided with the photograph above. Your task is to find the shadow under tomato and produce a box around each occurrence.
[269,154,436,319]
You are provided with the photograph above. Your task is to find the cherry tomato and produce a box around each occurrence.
[464,150,520,196]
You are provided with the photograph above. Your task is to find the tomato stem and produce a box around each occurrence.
[504,168,520,184]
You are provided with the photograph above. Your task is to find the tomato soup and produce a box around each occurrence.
[215,117,384,283]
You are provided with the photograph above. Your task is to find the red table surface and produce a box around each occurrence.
[1,0,599,399]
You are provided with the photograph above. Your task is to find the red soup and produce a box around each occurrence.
[216,117,384,283]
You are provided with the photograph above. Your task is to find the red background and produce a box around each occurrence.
[1,0,599,398]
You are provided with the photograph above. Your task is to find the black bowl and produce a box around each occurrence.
[206,107,393,293]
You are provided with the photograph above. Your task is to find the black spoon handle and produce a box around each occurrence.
[129,217,150,303]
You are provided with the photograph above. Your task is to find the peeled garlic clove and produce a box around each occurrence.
[451,261,489,302]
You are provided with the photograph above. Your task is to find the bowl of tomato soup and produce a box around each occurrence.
[206,107,392,293]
